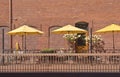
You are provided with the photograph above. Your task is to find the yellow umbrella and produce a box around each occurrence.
[52,24,87,34]
[95,24,120,52]
[8,25,44,35]
[8,25,44,51]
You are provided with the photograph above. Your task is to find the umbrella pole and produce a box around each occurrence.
[113,31,115,53]
[90,27,93,53]
[24,33,26,53]
[22,35,24,50]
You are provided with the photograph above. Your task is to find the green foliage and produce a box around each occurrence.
[41,48,54,53]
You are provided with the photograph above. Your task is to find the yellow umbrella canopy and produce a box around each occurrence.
[52,24,87,34]
[95,24,120,53]
[8,25,44,51]
[8,25,44,35]
[95,24,120,33]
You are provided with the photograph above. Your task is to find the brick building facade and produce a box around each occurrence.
[0,0,120,51]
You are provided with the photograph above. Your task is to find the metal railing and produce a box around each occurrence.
[0,52,120,73]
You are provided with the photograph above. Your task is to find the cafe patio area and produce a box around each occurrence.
[0,24,120,73]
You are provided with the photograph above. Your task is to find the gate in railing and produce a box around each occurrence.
[0,53,120,72]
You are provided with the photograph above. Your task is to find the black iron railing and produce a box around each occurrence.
[0,51,120,73]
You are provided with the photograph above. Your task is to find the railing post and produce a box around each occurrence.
[2,29,5,64]
[0,26,9,64]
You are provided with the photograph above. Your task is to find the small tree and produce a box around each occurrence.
[63,34,81,52]
[86,35,106,53]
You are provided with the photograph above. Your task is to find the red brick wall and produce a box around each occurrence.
[0,0,120,50]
